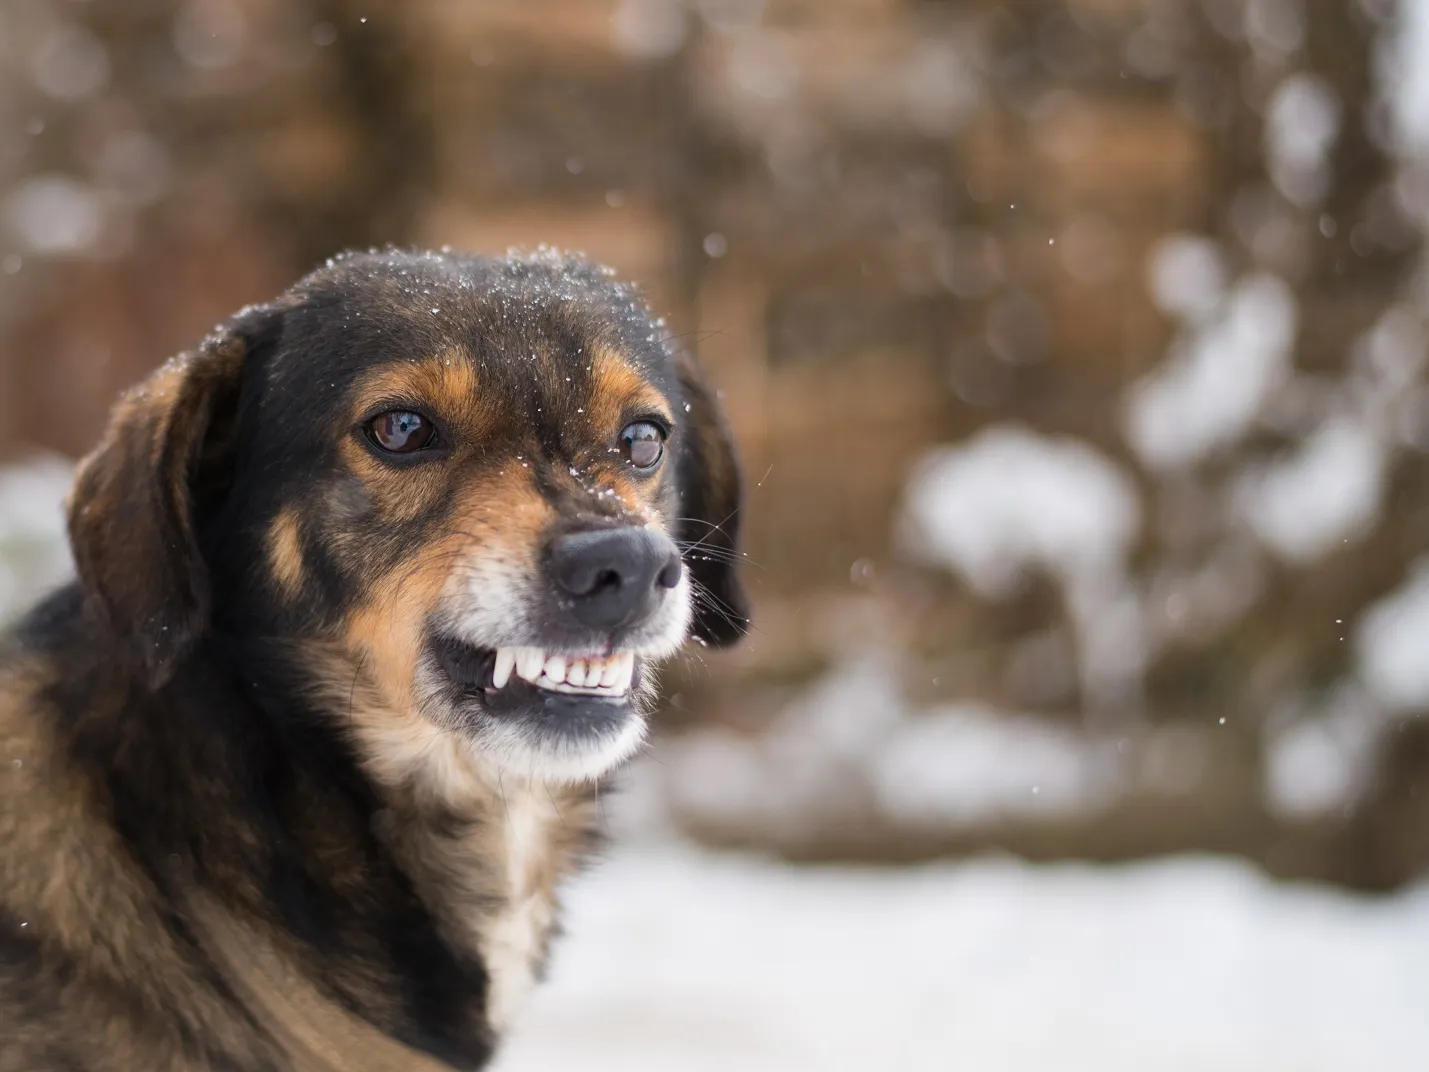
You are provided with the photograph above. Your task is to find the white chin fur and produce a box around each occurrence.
[475,712,648,785]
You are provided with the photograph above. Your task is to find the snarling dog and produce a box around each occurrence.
[0,249,747,1070]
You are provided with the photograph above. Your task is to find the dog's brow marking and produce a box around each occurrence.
[350,348,480,419]
[588,346,673,433]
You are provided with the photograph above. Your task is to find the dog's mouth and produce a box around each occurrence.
[430,635,641,702]
[425,633,660,782]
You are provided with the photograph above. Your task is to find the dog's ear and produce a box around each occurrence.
[67,304,283,689]
[674,352,750,647]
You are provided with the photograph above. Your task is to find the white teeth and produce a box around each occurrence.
[485,647,637,696]
[492,648,516,689]
[515,647,545,683]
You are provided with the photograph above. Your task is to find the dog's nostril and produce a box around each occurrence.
[592,568,622,595]
[656,556,682,590]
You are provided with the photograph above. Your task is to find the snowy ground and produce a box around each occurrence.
[496,844,1429,1072]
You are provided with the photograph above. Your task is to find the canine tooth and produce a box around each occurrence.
[492,648,516,689]
[543,654,567,684]
[617,652,635,692]
[599,657,622,688]
[515,647,545,682]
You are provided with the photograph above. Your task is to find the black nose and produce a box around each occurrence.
[548,528,683,630]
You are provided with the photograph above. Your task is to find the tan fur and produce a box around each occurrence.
[336,469,551,708]
[349,351,484,430]
[187,895,452,1072]
[0,665,273,1070]
[336,432,453,526]
[588,346,673,438]
[266,508,307,597]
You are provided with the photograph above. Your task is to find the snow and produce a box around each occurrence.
[0,454,75,625]
[657,658,1133,835]
[901,39,980,136]
[898,424,1140,599]
[898,426,1148,707]
[1350,303,1427,420]
[1388,0,1429,157]
[1356,557,1429,712]
[1146,234,1226,322]
[496,844,1429,1072]
[1244,0,1304,59]
[1233,417,1385,562]
[1224,300,1424,565]
[874,703,1123,825]
[1262,684,1383,820]
[1264,73,1340,207]
[1125,273,1296,470]
[612,0,688,60]
[661,658,905,834]
[3,175,104,255]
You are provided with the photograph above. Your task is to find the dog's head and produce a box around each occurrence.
[66,249,748,784]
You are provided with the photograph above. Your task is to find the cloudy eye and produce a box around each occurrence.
[620,421,665,470]
[368,410,436,453]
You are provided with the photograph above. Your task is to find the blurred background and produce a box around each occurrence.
[2,0,1429,1067]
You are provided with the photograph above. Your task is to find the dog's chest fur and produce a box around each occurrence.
[370,739,594,1032]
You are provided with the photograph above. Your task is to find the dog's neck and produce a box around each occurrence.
[278,637,602,1035]
[164,629,602,1055]
[371,773,593,1032]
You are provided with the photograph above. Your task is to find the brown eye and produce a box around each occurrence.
[368,410,436,453]
[621,421,665,470]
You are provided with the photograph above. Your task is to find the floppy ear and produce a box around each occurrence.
[67,305,281,689]
[674,352,750,647]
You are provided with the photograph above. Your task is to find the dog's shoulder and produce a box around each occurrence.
[0,586,279,1070]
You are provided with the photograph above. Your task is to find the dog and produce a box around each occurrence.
[0,248,748,1070]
